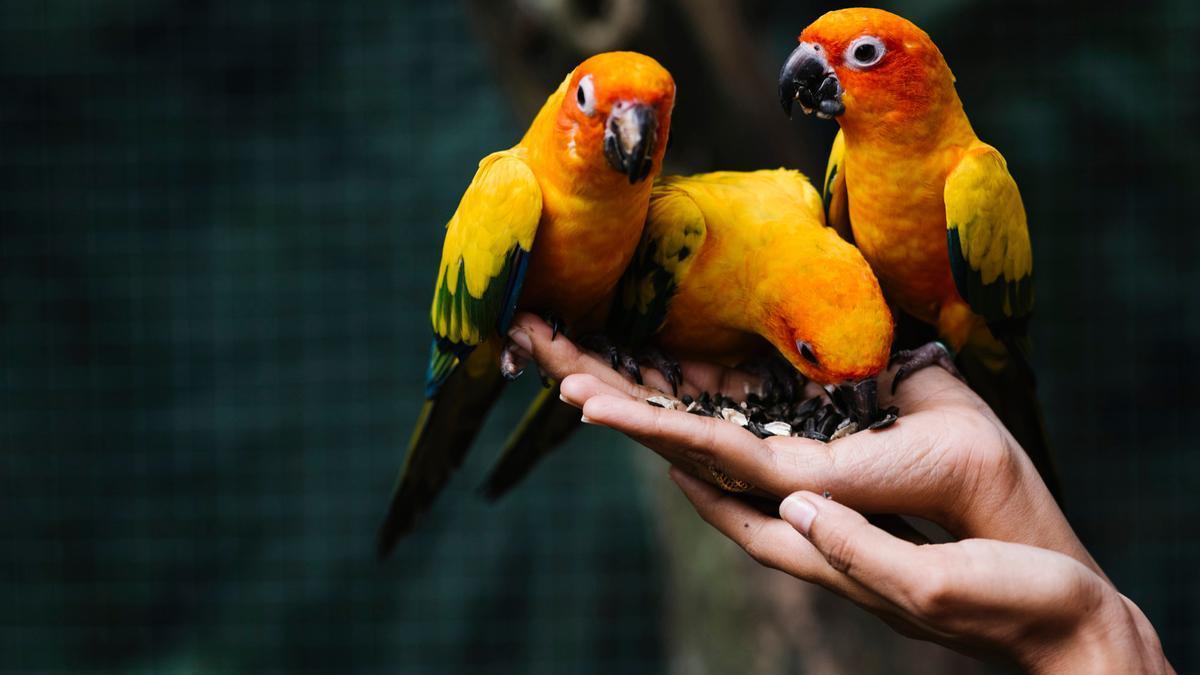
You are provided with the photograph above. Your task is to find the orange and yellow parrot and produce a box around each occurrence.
[481,169,895,498]
[616,169,892,385]
[778,8,1057,494]
[377,52,675,556]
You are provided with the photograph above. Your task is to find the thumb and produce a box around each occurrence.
[779,492,919,591]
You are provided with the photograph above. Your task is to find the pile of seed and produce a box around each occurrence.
[647,388,899,442]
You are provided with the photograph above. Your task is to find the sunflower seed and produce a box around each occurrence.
[830,419,858,441]
[764,421,793,436]
[721,408,748,426]
[651,380,901,444]
[647,396,677,410]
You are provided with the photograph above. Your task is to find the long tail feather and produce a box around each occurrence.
[376,350,506,558]
[479,382,583,501]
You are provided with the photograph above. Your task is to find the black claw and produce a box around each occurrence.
[606,346,621,371]
[889,341,962,394]
[579,333,652,387]
[668,364,682,396]
[618,353,643,385]
[640,346,682,397]
[542,313,565,341]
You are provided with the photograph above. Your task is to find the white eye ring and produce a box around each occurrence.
[844,36,886,69]
[576,75,596,116]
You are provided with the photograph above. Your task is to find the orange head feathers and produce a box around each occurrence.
[762,225,894,384]
[555,52,675,184]
[780,9,957,133]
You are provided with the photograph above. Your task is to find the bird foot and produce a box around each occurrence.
[542,312,566,341]
[500,341,528,381]
[741,354,805,403]
[889,341,966,394]
[637,346,683,396]
[578,333,642,383]
[576,336,683,396]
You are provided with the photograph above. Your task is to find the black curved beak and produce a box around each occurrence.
[779,42,844,119]
[845,378,879,426]
[604,102,658,184]
[837,378,899,430]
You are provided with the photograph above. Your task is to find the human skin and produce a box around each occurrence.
[505,314,1172,673]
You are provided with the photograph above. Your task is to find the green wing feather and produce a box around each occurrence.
[944,144,1057,499]
[610,181,707,346]
[425,150,541,396]
[377,150,542,555]
[944,143,1034,332]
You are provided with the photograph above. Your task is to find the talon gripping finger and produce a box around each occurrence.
[889,341,962,394]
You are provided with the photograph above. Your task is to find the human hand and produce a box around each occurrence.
[507,313,1094,574]
[508,313,1171,671]
[666,471,1169,673]
[510,313,1089,569]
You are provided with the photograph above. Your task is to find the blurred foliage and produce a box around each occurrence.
[0,0,1197,673]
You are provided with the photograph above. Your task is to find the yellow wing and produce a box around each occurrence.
[944,143,1034,326]
[822,129,853,242]
[427,149,541,394]
[611,179,707,345]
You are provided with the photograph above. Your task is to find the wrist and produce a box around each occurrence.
[1021,588,1162,674]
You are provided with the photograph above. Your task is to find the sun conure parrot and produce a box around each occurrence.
[376,52,675,557]
[480,169,895,499]
[777,8,1059,496]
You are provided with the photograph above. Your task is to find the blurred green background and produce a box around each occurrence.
[1,0,1197,673]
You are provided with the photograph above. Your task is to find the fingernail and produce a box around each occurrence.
[507,327,533,354]
[779,495,817,535]
[581,414,595,424]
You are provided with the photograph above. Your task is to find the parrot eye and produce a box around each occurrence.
[576,75,596,116]
[845,36,886,69]
[797,340,820,365]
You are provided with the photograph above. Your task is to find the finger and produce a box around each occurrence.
[670,467,827,575]
[780,491,934,613]
[669,468,898,613]
[672,360,763,401]
[560,373,641,408]
[764,408,968,517]
[578,388,861,501]
[578,382,965,523]
[561,349,971,524]
[509,314,649,398]
[580,394,776,480]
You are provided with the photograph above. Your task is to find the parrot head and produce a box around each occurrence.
[764,230,894,388]
[559,52,675,184]
[778,8,954,128]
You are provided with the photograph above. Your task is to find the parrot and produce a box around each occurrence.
[777,8,1059,496]
[481,169,895,498]
[376,52,676,557]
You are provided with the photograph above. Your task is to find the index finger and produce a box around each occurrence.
[509,314,654,400]
[577,383,957,520]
